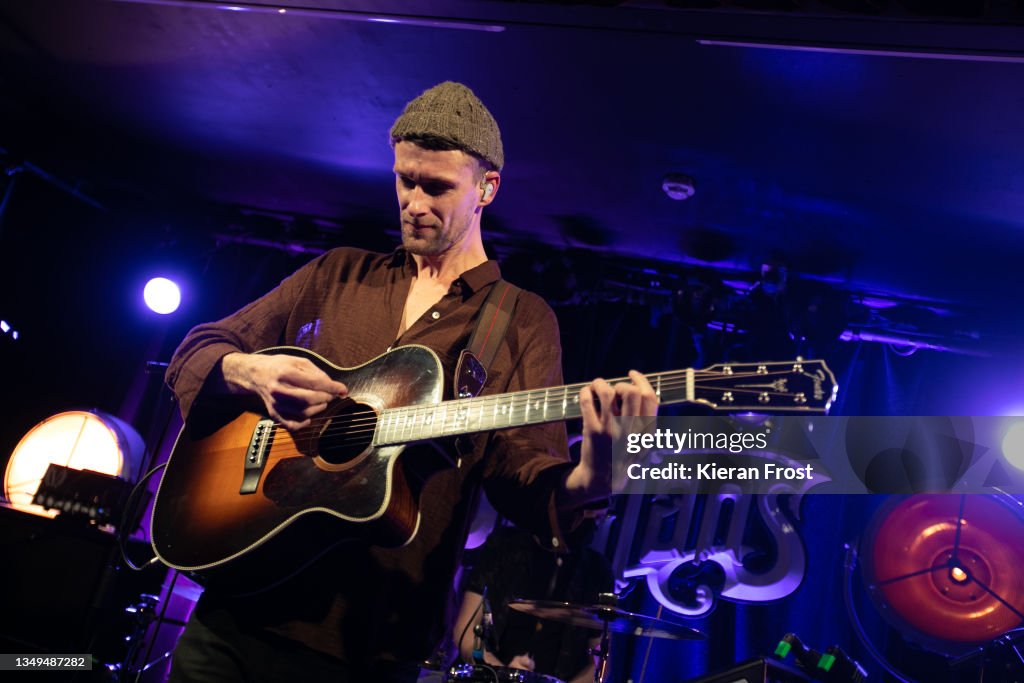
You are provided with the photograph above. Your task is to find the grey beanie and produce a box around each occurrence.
[390,81,504,171]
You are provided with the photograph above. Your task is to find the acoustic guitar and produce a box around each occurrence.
[151,345,836,592]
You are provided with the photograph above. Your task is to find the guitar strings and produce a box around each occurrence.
[285,370,813,440]
[281,369,814,439]
[241,369,828,459]
[303,366,815,430]
[291,380,811,442]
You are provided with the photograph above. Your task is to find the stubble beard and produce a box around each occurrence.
[401,214,473,257]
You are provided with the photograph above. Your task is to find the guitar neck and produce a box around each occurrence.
[372,357,835,446]
[373,369,695,446]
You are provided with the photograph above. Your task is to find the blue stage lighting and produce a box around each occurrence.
[1,319,18,340]
[143,277,181,315]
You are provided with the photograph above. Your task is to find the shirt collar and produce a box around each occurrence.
[459,259,502,294]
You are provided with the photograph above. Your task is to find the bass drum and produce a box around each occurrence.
[446,664,564,683]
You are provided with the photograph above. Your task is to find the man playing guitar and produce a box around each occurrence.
[163,81,658,683]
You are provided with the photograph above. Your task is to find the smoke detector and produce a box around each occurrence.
[662,173,696,201]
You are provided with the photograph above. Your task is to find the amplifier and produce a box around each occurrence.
[684,657,812,683]
[0,504,165,657]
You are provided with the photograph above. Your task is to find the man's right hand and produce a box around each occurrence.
[220,352,348,431]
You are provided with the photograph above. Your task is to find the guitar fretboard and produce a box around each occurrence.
[372,370,695,446]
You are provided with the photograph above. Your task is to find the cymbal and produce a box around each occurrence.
[508,599,706,640]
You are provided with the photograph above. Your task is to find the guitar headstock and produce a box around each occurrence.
[695,358,837,413]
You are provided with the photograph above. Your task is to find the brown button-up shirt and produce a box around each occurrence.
[166,247,572,665]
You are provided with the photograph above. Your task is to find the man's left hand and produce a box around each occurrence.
[564,370,659,505]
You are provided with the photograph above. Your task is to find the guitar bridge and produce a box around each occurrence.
[240,418,275,495]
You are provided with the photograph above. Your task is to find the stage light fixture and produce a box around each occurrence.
[1002,421,1024,472]
[143,277,181,315]
[861,494,1024,650]
[0,318,17,340]
[3,410,144,520]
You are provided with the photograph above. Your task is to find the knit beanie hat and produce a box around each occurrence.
[390,81,504,171]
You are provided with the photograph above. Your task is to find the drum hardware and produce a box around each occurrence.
[507,593,706,640]
[445,663,564,683]
[948,628,1024,682]
[508,592,706,683]
[104,588,185,681]
[104,593,160,679]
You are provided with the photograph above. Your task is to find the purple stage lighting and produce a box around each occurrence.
[143,277,181,315]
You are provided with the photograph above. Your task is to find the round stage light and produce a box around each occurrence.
[3,411,144,519]
[862,494,1024,651]
[1002,421,1024,472]
[144,277,181,314]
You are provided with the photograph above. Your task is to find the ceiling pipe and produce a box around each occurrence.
[111,0,506,32]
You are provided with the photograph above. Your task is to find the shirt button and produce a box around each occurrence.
[430,311,440,320]
[551,536,560,548]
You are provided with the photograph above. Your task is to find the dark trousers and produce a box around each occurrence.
[169,609,431,683]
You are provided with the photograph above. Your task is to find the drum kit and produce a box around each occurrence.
[445,593,706,683]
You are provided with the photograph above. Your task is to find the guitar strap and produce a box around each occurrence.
[454,278,521,401]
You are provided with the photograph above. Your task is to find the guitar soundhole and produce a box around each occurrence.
[316,401,377,465]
